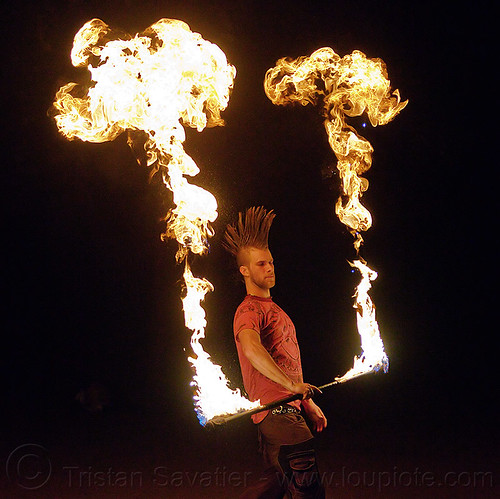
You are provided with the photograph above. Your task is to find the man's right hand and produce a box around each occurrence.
[290,381,322,400]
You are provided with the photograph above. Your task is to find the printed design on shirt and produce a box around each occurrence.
[234,300,264,335]
[263,303,301,376]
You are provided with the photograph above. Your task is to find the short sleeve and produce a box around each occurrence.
[234,301,264,341]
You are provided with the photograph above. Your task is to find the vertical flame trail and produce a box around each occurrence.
[265,48,407,382]
[52,18,259,424]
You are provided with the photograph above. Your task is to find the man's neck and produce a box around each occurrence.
[245,283,271,298]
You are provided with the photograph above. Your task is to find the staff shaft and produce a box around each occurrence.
[206,371,368,427]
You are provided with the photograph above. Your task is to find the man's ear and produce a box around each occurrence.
[239,265,249,278]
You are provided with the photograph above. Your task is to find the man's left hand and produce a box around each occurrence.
[301,399,327,433]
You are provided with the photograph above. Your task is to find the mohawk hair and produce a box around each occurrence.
[223,206,276,261]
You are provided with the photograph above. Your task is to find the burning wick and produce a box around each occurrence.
[52,18,259,425]
[265,48,407,382]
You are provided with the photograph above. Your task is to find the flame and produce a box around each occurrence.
[265,47,406,381]
[335,259,388,382]
[52,18,259,425]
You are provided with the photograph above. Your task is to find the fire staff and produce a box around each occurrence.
[223,206,327,498]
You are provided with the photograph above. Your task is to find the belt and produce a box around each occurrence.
[271,404,300,416]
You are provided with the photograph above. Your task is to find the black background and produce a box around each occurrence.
[3,1,496,497]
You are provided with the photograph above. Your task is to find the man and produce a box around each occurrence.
[223,206,327,498]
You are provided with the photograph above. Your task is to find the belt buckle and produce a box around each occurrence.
[271,405,284,415]
[271,405,297,416]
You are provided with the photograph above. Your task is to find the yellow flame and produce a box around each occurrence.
[335,259,387,381]
[265,47,406,381]
[53,18,258,424]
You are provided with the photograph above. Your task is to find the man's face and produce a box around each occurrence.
[240,247,275,292]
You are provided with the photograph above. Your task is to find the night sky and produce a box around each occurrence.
[3,1,496,497]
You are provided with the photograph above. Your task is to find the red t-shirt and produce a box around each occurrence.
[233,294,303,423]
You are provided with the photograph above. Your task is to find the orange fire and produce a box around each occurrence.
[52,18,259,424]
[265,47,407,381]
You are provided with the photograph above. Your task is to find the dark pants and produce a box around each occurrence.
[240,410,325,498]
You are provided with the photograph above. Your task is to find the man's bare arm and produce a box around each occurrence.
[301,398,328,432]
[238,328,320,399]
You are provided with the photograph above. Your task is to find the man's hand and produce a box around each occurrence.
[289,381,322,400]
[301,399,327,433]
